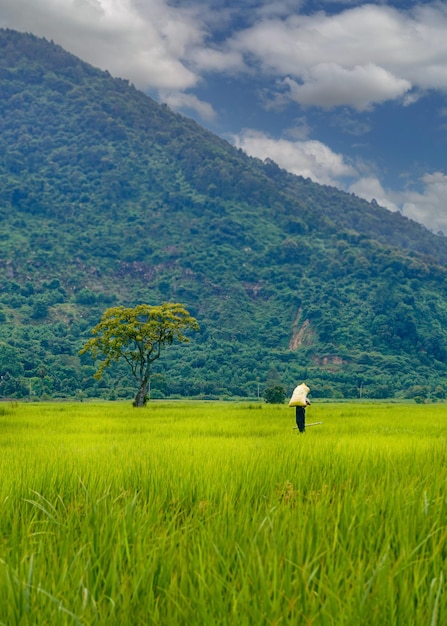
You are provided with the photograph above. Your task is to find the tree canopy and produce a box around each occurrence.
[79,303,199,406]
[263,384,287,404]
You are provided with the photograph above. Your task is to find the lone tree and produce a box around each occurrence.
[79,303,199,407]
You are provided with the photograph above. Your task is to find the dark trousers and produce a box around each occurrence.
[295,406,306,433]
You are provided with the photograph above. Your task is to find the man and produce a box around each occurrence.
[295,397,311,433]
[288,383,311,433]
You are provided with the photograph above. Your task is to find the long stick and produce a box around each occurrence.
[292,422,322,429]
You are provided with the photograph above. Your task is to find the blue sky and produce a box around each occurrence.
[2,0,447,233]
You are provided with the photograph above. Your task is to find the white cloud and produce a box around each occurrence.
[232,131,447,234]
[190,47,243,73]
[233,130,356,186]
[160,91,216,121]
[0,0,202,90]
[401,173,447,233]
[284,64,410,111]
[349,172,447,233]
[5,1,447,115]
[227,3,447,109]
[349,176,400,213]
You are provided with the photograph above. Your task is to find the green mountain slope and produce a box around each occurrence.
[2,28,447,401]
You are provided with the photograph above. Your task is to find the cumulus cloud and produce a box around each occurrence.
[233,131,447,233]
[401,173,447,233]
[189,47,243,73]
[349,176,400,213]
[227,3,447,109]
[5,1,447,115]
[160,90,216,121]
[0,0,202,90]
[233,130,356,186]
[284,64,410,111]
[348,172,447,233]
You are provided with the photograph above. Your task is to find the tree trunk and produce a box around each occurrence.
[133,381,148,407]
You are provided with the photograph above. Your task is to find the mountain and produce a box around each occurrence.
[2,28,447,402]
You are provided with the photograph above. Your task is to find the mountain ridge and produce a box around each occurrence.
[1,28,447,402]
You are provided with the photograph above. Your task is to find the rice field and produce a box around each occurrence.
[0,400,446,625]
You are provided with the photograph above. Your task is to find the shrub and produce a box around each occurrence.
[263,384,286,404]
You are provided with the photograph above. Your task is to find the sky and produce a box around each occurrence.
[2,0,447,233]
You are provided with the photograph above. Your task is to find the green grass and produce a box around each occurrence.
[0,401,446,625]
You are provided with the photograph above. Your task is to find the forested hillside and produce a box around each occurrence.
[2,28,447,401]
